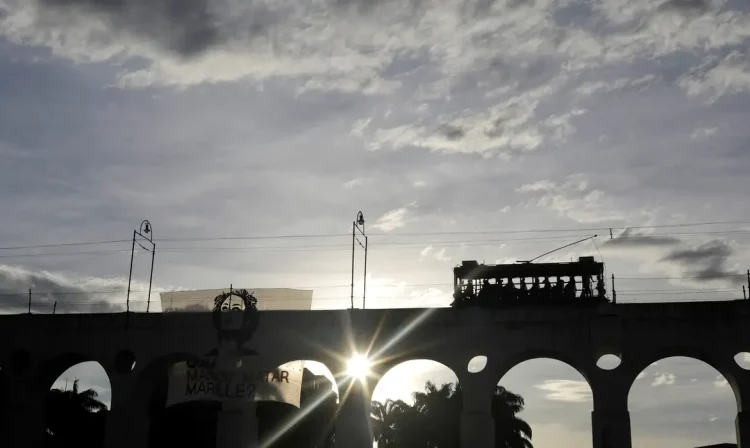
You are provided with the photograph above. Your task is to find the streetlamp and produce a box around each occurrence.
[126,220,156,314]
[351,212,368,309]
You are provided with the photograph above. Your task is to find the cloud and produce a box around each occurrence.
[343,178,369,189]
[434,248,451,262]
[603,229,682,248]
[713,375,729,388]
[350,118,372,137]
[366,100,547,155]
[0,264,143,314]
[515,175,625,223]
[534,379,592,403]
[652,372,677,386]
[36,0,225,58]
[372,207,409,232]
[603,229,745,288]
[690,127,718,139]
[679,51,750,104]
[575,75,659,96]
[516,180,557,193]
[657,0,711,16]
[0,0,747,96]
[636,371,647,380]
[661,240,744,284]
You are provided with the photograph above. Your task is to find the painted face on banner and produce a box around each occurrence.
[219,297,245,331]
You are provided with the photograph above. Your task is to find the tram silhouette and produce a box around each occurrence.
[451,254,609,308]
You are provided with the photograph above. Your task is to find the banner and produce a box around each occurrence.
[166,358,304,408]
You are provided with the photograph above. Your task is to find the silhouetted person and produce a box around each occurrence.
[581,275,592,298]
[540,277,552,301]
[529,277,540,302]
[463,281,476,305]
[518,279,528,301]
[596,274,606,299]
[478,279,493,307]
[564,277,577,300]
[553,278,564,300]
[504,278,517,302]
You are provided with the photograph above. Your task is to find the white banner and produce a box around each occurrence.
[166,358,304,408]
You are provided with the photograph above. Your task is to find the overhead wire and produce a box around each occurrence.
[2,219,750,252]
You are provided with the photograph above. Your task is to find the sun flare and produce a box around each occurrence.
[346,354,372,379]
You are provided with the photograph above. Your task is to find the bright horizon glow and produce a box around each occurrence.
[346,354,372,379]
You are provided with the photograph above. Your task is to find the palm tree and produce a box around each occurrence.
[45,379,108,448]
[371,399,410,447]
[371,381,532,448]
[492,386,533,448]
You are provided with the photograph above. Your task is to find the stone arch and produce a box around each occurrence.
[496,355,594,448]
[493,349,593,386]
[43,358,112,448]
[257,359,339,448]
[371,359,461,447]
[626,347,741,411]
[372,358,460,407]
[36,353,111,394]
[627,354,738,447]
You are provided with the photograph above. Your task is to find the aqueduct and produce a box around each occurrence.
[2,300,750,447]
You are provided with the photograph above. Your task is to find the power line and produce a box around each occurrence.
[5,230,750,259]
[616,274,746,280]
[3,219,749,252]
[0,240,130,251]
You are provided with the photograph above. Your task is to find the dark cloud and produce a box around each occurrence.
[603,229,682,248]
[437,123,466,141]
[657,0,711,16]
[37,0,225,58]
[661,240,744,284]
[0,265,122,314]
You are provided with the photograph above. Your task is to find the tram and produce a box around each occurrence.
[451,256,609,308]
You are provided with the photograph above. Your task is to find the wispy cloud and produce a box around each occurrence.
[713,375,729,388]
[652,372,677,387]
[534,379,592,403]
[372,207,410,232]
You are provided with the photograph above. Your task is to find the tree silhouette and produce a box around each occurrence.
[371,381,532,448]
[45,379,108,448]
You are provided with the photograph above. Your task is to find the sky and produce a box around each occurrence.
[3,0,750,446]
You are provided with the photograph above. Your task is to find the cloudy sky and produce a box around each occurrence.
[3,0,750,445]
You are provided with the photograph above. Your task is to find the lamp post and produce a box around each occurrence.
[351,212,368,309]
[126,220,156,314]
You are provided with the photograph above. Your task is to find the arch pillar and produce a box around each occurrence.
[729,369,750,448]
[1,375,45,447]
[104,369,150,448]
[334,376,372,448]
[458,370,495,448]
[590,369,632,448]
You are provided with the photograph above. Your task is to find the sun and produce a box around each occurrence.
[346,354,372,379]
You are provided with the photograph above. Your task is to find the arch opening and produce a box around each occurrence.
[256,360,338,448]
[596,354,621,370]
[371,359,459,447]
[468,355,488,373]
[498,358,592,448]
[148,357,338,448]
[735,352,750,370]
[629,356,737,447]
[44,360,111,447]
